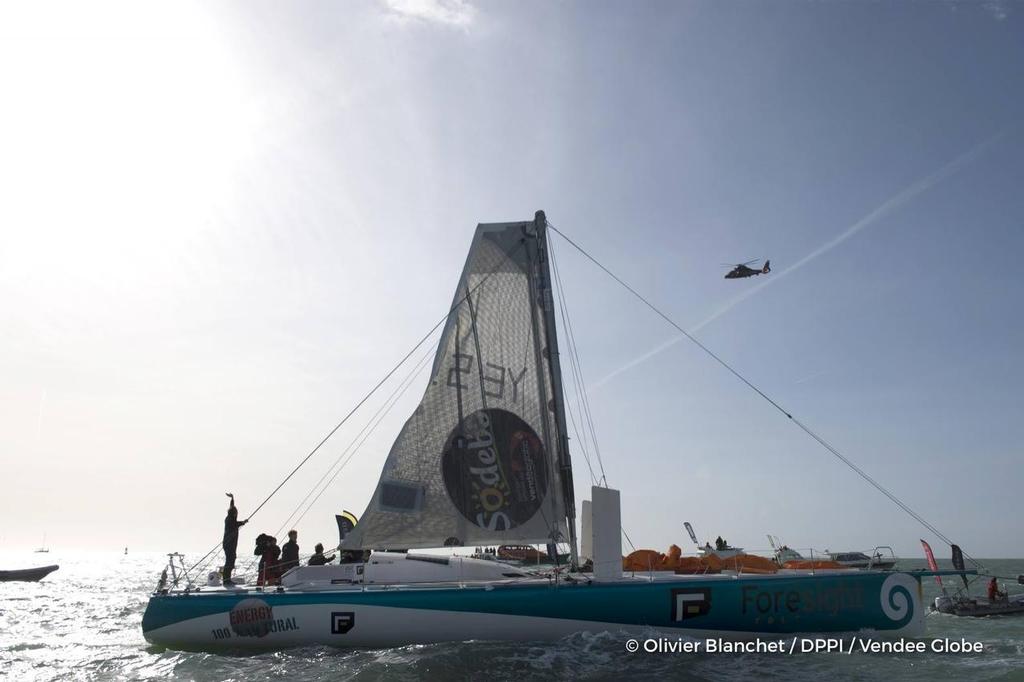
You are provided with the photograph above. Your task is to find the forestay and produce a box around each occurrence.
[342,219,570,550]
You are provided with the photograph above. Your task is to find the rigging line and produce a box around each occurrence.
[553,307,598,483]
[549,242,599,486]
[550,243,594,460]
[293,346,436,530]
[790,414,981,568]
[243,240,528,523]
[621,528,636,552]
[562,368,599,486]
[550,238,608,485]
[184,542,225,579]
[556,330,598,485]
[552,271,597,486]
[243,325,440,523]
[546,223,981,568]
[272,340,439,540]
[238,348,437,578]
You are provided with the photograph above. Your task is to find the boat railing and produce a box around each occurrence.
[155,553,196,594]
[867,546,898,570]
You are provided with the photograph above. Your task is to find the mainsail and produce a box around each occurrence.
[342,213,575,552]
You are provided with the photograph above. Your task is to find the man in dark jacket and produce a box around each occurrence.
[280,529,300,573]
[222,493,248,586]
[308,542,336,566]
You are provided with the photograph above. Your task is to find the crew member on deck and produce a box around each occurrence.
[280,530,300,573]
[254,534,275,585]
[262,540,282,585]
[988,577,1006,602]
[222,493,248,586]
[308,543,336,566]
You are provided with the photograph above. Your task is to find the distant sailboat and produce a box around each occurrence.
[34,534,49,554]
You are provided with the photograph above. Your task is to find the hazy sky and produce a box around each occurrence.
[1,1,1022,561]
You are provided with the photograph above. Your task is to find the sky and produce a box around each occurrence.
[1,0,1022,560]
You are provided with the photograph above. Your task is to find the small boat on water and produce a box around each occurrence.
[768,535,810,565]
[765,537,897,570]
[0,565,59,582]
[934,593,1024,617]
[826,548,898,570]
[683,522,744,559]
[922,540,1023,617]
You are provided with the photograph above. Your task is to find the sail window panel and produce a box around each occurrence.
[378,480,425,513]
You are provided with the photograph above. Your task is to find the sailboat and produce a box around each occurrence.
[143,212,936,651]
[34,534,49,553]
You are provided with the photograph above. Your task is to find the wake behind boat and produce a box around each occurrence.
[143,212,940,651]
[0,565,59,582]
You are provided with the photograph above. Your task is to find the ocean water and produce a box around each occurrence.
[2,551,1024,681]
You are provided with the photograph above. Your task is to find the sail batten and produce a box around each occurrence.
[343,219,570,550]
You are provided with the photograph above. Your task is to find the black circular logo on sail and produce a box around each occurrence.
[441,409,548,532]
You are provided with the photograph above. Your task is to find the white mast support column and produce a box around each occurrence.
[534,210,579,568]
[580,499,593,564]
[591,485,622,581]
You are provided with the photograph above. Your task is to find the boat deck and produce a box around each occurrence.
[161,567,900,597]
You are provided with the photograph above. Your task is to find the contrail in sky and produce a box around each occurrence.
[592,131,1004,390]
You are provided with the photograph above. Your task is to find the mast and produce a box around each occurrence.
[533,210,579,567]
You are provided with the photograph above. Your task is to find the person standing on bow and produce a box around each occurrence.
[222,493,248,586]
[280,529,300,574]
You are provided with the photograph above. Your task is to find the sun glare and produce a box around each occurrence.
[0,1,257,291]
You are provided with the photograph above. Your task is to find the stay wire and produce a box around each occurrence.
[293,345,436,529]
[238,344,438,577]
[550,238,608,485]
[547,223,981,569]
[551,244,595,470]
[550,247,598,486]
[272,340,438,540]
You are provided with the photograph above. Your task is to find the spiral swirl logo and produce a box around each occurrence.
[879,573,918,628]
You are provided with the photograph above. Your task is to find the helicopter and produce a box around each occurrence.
[723,259,770,279]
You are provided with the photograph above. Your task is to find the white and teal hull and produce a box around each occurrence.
[143,571,925,651]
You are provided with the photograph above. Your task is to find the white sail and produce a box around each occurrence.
[343,219,571,550]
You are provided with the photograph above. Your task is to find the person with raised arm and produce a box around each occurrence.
[222,493,248,586]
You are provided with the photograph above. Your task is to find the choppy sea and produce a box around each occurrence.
[2,551,1024,681]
